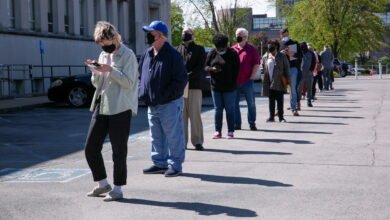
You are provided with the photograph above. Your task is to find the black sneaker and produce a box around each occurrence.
[143,165,167,174]
[250,125,258,131]
[164,168,182,177]
[279,118,287,123]
[234,125,241,130]
[266,118,275,123]
[195,144,204,151]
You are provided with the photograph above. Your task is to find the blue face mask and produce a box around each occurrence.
[217,50,226,55]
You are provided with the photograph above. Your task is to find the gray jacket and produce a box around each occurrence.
[301,51,314,76]
[262,52,290,97]
[320,49,334,69]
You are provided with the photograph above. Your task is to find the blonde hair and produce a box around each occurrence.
[94,21,122,43]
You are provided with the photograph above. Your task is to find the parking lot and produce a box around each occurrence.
[1,76,390,219]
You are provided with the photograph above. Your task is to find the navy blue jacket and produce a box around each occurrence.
[138,42,188,106]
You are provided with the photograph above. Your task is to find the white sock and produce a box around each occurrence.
[97,179,109,188]
[112,185,122,193]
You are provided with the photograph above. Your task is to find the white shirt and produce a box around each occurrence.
[267,54,275,80]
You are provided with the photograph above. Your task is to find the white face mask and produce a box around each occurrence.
[282,37,289,42]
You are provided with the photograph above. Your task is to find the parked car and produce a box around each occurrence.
[48,73,95,107]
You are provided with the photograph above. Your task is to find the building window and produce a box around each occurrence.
[94,0,100,23]
[48,0,53,32]
[253,17,285,31]
[149,7,159,22]
[28,0,36,30]
[64,0,70,33]
[80,0,86,35]
[106,0,113,22]
[7,0,15,28]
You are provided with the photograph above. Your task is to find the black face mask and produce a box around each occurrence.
[182,33,192,42]
[301,46,308,53]
[267,45,276,53]
[236,36,243,43]
[102,43,116,53]
[146,32,156,45]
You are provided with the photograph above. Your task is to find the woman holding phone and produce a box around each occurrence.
[84,21,138,202]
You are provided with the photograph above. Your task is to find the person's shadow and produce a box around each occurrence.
[182,173,293,187]
[119,199,258,217]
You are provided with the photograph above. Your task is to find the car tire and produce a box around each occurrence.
[67,85,91,107]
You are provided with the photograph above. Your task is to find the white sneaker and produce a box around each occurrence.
[103,190,123,202]
[87,185,112,197]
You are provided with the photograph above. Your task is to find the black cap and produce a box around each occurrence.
[280,28,288,33]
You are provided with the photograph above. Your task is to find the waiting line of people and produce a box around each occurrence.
[83,21,336,201]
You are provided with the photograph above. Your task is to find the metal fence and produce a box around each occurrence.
[0,64,89,99]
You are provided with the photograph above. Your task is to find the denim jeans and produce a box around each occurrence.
[289,67,299,111]
[322,67,333,90]
[234,80,256,127]
[148,97,185,172]
[211,90,236,133]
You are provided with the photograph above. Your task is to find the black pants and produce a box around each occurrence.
[84,102,132,186]
[312,71,323,97]
[269,89,284,120]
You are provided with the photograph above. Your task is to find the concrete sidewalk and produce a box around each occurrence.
[0,96,51,113]
[1,76,390,219]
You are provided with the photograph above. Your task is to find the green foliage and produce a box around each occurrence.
[171,3,185,47]
[193,27,214,47]
[379,56,390,65]
[285,0,388,59]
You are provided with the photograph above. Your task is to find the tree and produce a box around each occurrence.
[182,0,251,44]
[171,3,185,46]
[284,0,388,60]
[251,31,269,57]
[193,27,214,47]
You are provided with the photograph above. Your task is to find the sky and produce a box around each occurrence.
[175,0,276,26]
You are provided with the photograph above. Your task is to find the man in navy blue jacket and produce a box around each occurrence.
[138,20,188,177]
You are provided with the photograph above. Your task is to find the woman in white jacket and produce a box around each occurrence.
[84,21,138,202]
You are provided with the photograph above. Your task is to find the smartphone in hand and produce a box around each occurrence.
[87,62,101,68]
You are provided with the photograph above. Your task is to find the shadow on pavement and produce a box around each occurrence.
[316,106,361,109]
[118,199,258,217]
[234,137,314,144]
[182,173,293,187]
[201,148,292,155]
[287,121,348,125]
[297,115,364,119]
[259,129,332,134]
[305,109,354,113]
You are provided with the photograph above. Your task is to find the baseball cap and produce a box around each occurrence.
[142,20,168,34]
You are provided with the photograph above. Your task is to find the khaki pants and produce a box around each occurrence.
[183,89,204,147]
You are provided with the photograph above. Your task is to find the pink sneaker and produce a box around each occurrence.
[227,132,234,139]
[212,132,222,139]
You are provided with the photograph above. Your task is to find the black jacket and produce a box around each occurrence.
[280,38,302,69]
[205,48,240,92]
[177,42,206,90]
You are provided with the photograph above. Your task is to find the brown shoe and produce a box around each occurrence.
[293,111,300,116]
[297,102,301,111]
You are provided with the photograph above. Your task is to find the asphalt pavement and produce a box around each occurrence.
[0,75,389,220]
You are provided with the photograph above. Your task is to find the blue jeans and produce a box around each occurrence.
[234,80,256,127]
[289,67,299,111]
[148,97,185,172]
[211,90,236,133]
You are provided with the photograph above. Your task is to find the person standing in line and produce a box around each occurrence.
[308,45,322,100]
[84,21,139,201]
[231,28,260,131]
[205,34,240,139]
[280,28,302,116]
[177,27,205,151]
[320,45,334,90]
[298,42,316,107]
[139,21,187,177]
[262,39,290,122]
